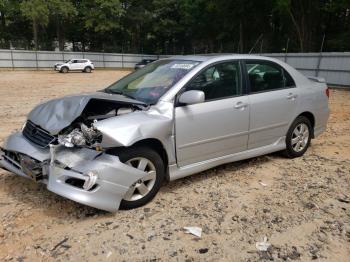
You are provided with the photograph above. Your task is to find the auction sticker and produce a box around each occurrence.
[171,64,196,70]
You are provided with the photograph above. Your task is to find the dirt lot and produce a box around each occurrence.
[0,70,349,261]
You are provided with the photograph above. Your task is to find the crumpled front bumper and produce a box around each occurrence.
[0,132,147,212]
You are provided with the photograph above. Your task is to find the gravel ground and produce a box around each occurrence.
[0,71,349,261]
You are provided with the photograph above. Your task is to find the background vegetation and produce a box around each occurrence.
[0,0,349,54]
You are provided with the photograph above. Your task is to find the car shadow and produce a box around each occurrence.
[0,152,282,220]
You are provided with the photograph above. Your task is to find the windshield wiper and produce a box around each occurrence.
[104,89,147,105]
[112,90,135,100]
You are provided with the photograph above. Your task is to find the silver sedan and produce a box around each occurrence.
[0,55,330,211]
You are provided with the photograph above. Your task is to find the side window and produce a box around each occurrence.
[185,61,241,101]
[246,61,289,93]
[72,60,78,63]
[284,70,296,87]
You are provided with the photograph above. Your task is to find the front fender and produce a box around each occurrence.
[94,103,174,148]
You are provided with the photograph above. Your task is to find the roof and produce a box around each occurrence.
[167,54,273,62]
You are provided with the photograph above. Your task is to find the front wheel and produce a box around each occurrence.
[113,146,164,209]
[60,67,69,73]
[283,116,312,158]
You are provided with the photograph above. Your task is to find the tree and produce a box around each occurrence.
[274,0,322,52]
[20,0,49,50]
[322,0,350,51]
[0,0,348,53]
[48,0,77,51]
[83,0,124,33]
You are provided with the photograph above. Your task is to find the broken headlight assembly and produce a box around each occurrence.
[58,123,102,148]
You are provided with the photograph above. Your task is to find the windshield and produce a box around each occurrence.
[105,59,200,104]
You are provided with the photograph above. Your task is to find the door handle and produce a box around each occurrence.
[286,93,297,100]
[234,101,248,109]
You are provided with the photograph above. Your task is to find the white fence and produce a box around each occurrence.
[264,52,350,87]
[0,49,160,69]
[0,49,349,86]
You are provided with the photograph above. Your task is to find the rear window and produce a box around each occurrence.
[245,60,296,93]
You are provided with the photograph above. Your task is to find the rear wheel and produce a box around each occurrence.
[84,66,92,73]
[115,146,164,209]
[283,116,312,158]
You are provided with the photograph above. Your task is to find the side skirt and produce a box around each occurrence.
[168,137,286,181]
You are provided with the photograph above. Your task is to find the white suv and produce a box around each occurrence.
[54,59,95,73]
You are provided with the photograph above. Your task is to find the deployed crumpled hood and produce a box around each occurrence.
[27,92,144,135]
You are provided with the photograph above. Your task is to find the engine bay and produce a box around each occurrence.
[55,99,145,148]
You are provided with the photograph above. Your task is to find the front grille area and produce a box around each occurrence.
[23,121,56,148]
[3,150,21,169]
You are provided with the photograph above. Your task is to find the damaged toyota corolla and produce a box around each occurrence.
[0,55,329,211]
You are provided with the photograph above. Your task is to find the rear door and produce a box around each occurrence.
[244,60,298,149]
[175,61,250,167]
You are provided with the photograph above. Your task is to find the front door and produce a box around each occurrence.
[175,61,250,167]
[70,59,80,70]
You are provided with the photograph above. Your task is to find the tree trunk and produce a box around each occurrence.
[0,12,6,48]
[33,19,38,50]
[56,19,65,51]
[239,21,244,53]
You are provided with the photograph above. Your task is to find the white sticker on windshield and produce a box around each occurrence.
[171,64,195,70]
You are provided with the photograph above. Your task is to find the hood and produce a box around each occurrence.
[27,92,145,135]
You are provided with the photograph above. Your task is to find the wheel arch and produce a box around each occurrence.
[60,66,69,72]
[109,138,170,181]
[296,111,315,138]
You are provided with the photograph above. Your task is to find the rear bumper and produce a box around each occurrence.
[314,106,330,137]
[0,132,147,212]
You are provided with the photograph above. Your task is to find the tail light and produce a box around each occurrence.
[325,87,330,98]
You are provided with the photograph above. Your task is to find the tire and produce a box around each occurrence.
[114,146,165,209]
[60,67,69,73]
[84,66,92,73]
[282,116,312,158]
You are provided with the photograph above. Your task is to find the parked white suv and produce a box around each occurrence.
[54,59,94,73]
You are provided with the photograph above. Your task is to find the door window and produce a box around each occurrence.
[185,61,242,101]
[245,61,295,93]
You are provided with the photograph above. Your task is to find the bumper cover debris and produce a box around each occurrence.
[0,132,148,212]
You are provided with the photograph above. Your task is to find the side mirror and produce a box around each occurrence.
[178,90,205,105]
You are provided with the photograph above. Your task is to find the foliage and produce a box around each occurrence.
[20,0,49,26]
[83,0,124,33]
[0,0,349,53]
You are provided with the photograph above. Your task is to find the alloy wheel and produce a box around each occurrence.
[291,123,309,152]
[123,157,157,201]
